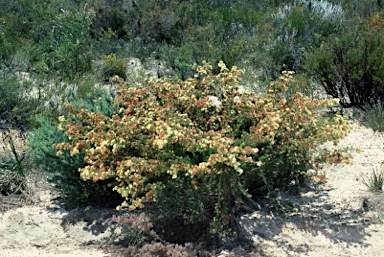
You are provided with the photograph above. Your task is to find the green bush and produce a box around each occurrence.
[0,75,42,128]
[0,32,21,70]
[0,0,42,39]
[307,24,384,108]
[90,0,134,41]
[28,89,122,209]
[102,53,127,81]
[251,1,344,79]
[55,61,351,239]
[31,10,94,81]
[0,77,21,121]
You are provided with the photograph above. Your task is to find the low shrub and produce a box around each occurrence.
[0,75,42,128]
[102,53,127,81]
[0,77,22,122]
[55,61,351,238]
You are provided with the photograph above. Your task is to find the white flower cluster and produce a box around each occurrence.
[309,0,344,21]
[274,0,344,22]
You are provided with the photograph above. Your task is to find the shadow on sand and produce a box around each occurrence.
[238,182,380,257]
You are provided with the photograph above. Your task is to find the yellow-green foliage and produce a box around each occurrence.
[55,61,351,236]
[102,53,127,80]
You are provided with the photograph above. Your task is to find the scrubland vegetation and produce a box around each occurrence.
[1,0,384,255]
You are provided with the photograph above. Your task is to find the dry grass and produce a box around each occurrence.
[358,101,384,133]
[0,126,35,212]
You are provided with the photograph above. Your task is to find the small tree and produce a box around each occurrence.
[307,22,384,109]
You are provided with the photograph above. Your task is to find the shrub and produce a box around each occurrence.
[255,1,344,78]
[307,23,384,108]
[0,32,21,70]
[55,62,351,238]
[90,0,133,41]
[0,75,42,128]
[102,53,127,81]
[28,89,122,209]
[0,77,22,121]
[31,10,94,81]
[341,0,383,19]
[0,0,44,40]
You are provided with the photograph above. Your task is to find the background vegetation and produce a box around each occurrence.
[1,0,383,128]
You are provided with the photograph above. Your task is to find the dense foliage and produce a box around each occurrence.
[307,12,384,108]
[1,0,383,127]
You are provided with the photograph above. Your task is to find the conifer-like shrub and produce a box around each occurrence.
[28,89,122,209]
[55,62,351,237]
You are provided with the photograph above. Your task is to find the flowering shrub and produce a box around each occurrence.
[55,61,351,237]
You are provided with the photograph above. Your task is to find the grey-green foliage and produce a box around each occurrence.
[0,33,20,69]
[0,0,42,39]
[0,75,41,128]
[262,1,343,77]
[340,0,383,18]
[0,77,19,120]
[28,89,122,209]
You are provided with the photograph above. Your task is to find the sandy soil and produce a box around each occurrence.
[1,122,384,256]
[0,191,116,257]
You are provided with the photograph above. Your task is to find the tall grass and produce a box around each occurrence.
[360,166,384,193]
[359,101,384,133]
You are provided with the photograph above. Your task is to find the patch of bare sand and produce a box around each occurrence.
[0,190,118,257]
